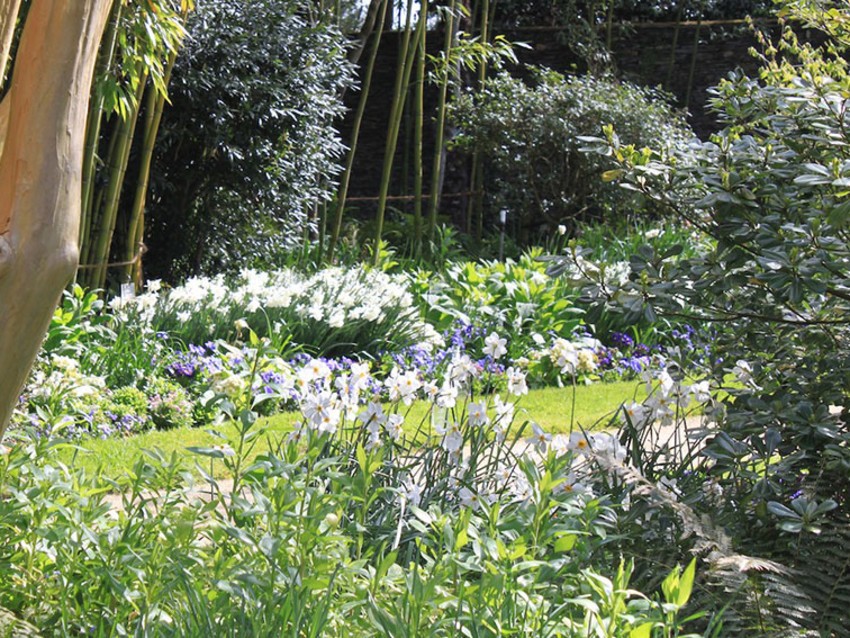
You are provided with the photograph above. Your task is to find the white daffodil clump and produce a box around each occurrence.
[110,265,434,354]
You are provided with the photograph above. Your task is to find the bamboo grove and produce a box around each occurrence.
[70,0,743,290]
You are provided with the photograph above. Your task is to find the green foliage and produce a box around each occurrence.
[574,220,712,265]
[561,1,850,632]
[147,0,355,280]
[0,367,706,637]
[146,377,194,430]
[448,69,694,242]
[42,285,173,389]
[109,386,150,422]
[409,251,583,358]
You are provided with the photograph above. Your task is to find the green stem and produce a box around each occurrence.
[412,0,428,259]
[327,0,389,264]
[88,67,148,291]
[427,0,458,243]
[123,10,186,288]
[471,0,490,242]
[80,0,123,257]
[372,0,424,266]
[685,18,702,110]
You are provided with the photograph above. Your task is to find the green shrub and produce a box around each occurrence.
[146,377,194,430]
[409,250,583,358]
[110,386,149,417]
[147,0,355,279]
[448,68,694,241]
[565,2,850,632]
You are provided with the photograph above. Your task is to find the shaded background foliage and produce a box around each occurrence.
[447,68,694,240]
[144,0,355,280]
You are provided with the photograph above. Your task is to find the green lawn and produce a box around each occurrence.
[59,379,646,480]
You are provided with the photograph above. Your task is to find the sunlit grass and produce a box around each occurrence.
[60,379,647,481]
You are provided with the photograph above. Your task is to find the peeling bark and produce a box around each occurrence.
[0,0,112,434]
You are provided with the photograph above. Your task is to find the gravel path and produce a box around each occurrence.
[100,416,711,512]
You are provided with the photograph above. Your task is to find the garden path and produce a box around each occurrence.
[100,416,707,512]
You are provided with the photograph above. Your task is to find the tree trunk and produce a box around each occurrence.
[0,0,112,435]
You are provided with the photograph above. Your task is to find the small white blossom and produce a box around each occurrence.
[467,401,490,428]
[528,422,551,454]
[506,367,528,396]
[483,332,507,359]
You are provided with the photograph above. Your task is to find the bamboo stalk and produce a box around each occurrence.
[427,0,458,243]
[327,0,389,264]
[666,2,684,89]
[89,67,147,290]
[412,0,428,259]
[122,39,180,287]
[80,0,122,262]
[372,0,426,266]
[685,17,702,109]
[471,0,489,242]
[80,111,120,273]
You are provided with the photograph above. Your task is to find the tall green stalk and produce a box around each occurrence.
[666,2,684,89]
[122,38,182,288]
[371,0,425,266]
[77,1,191,292]
[86,68,147,291]
[685,17,702,109]
[80,0,122,258]
[469,0,490,242]
[327,0,389,264]
[427,0,459,244]
[411,0,428,259]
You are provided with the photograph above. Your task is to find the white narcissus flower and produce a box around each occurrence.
[528,422,551,454]
[422,380,440,402]
[592,433,626,462]
[467,401,490,428]
[436,381,458,409]
[689,380,711,404]
[506,367,528,396]
[448,354,477,384]
[287,421,307,444]
[327,309,345,328]
[357,401,385,427]
[567,431,591,455]
[386,414,404,440]
[365,430,382,451]
[302,391,341,433]
[458,486,481,510]
[493,394,514,425]
[349,362,372,390]
[557,472,588,496]
[212,444,236,458]
[440,422,463,454]
[483,332,508,359]
[622,401,649,428]
[399,477,423,507]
